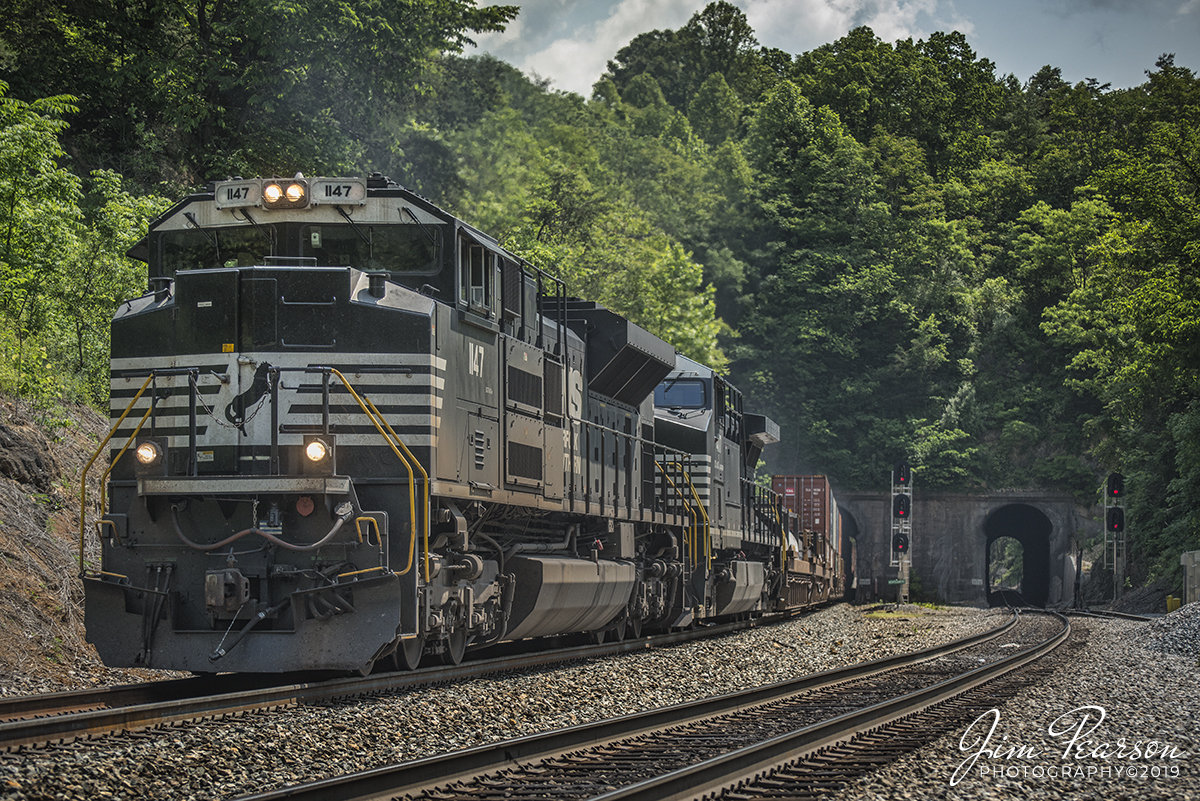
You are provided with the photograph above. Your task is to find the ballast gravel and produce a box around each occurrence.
[824,609,1199,801]
[1131,600,1200,660]
[0,604,994,800]
[1,604,1193,801]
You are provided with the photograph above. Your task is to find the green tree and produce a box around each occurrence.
[0,82,80,397]
[54,171,168,404]
[689,72,742,145]
[0,0,518,188]
[1042,58,1200,575]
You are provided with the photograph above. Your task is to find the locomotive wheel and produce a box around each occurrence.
[441,627,467,665]
[628,614,643,640]
[393,634,425,671]
[611,614,628,642]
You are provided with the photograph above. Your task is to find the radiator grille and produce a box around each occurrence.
[508,366,542,409]
[508,442,543,481]
[544,360,563,417]
[503,260,521,316]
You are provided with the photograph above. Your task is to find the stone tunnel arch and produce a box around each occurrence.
[984,504,1052,607]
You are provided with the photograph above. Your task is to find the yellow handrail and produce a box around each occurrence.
[81,368,433,580]
[98,405,154,517]
[79,374,155,573]
[680,467,712,570]
[772,499,786,574]
[327,368,425,581]
[655,459,697,566]
[355,516,381,546]
[364,395,431,585]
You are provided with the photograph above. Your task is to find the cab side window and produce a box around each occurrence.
[459,240,495,315]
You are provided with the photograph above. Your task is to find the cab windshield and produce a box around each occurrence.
[162,226,275,275]
[303,224,440,272]
[655,378,709,409]
[159,222,442,276]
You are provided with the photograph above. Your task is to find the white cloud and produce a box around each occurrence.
[476,0,703,95]
[474,0,978,95]
[744,0,974,51]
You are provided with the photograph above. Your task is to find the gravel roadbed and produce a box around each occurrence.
[825,609,1199,801]
[0,604,1001,800]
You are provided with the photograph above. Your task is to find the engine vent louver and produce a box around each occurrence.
[544,360,563,418]
[503,260,522,317]
[507,366,542,410]
[474,430,486,470]
[508,442,543,481]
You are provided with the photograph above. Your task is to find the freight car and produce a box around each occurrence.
[81,174,844,674]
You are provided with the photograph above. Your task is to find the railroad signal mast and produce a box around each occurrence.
[1104,472,1126,600]
[891,460,914,602]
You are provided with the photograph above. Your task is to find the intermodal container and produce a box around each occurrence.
[772,475,840,554]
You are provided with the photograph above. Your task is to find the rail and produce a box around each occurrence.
[0,610,796,751]
[601,612,1070,801]
[232,611,1038,801]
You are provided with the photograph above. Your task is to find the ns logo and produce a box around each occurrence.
[468,342,486,378]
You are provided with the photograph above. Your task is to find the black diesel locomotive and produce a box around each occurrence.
[83,174,845,673]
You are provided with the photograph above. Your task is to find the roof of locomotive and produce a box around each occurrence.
[126,173,518,270]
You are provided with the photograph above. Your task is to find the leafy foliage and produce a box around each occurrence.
[1,2,1198,579]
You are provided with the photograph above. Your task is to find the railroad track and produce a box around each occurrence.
[233,609,1066,801]
[0,613,783,751]
[1066,608,1157,622]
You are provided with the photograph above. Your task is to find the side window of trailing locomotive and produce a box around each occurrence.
[161,227,275,275]
[303,224,440,272]
[459,241,495,314]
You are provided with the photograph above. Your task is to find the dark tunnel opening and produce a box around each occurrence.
[984,504,1052,608]
[839,509,859,602]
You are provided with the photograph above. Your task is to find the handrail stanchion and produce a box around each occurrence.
[79,374,156,573]
[326,369,422,580]
[655,459,696,565]
[188,368,198,475]
[681,465,711,570]
[98,406,155,518]
[365,396,430,583]
[269,367,280,475]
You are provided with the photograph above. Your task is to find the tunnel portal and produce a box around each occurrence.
[984,504,1052,607]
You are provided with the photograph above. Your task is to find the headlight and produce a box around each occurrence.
[262,178,309,209]
[305,439,329,462]
[135,441,162,466]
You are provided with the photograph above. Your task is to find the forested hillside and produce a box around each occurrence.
[1,1,1196,582]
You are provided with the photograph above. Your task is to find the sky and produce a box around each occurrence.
[471,0,1200,96]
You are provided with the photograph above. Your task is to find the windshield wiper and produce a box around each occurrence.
[234,208,276,253]
[336,205,372,248]
[184,212,221,265]
[402,206,438,246]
